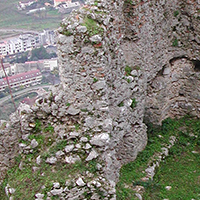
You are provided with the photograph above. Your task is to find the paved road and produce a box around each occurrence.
[0,85,51,106]
[0,29,40,41]
[0,28,40,34]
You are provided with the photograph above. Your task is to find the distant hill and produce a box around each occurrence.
[0,0,81,38]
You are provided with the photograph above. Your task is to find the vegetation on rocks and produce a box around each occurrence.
[116,116,200,200]
[81,17,104,37]
[2,121,98,198]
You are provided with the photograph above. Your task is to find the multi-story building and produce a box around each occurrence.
[43,58,58,71]
[39,30,56,45]
[0,69,42,91]
[54,0,71,7]
[0,31,55,56]
[0,35,35,56]
[58,1,80,14]
[0,41,8,56]
[19,34,40,51]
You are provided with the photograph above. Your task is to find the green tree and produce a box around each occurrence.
[30,46,51,61]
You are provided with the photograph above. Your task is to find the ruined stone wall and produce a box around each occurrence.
[56,0,147,181]
[0,121,19,184]
[121,0,200,124]
[1,0,200,199]
[0,1,148,198]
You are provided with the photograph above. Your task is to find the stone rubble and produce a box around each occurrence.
[0,0,200,199]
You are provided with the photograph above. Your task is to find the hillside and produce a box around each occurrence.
[0,0,200,199]
[0,0,73,39]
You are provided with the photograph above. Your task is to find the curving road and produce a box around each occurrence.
[0,85,51,106]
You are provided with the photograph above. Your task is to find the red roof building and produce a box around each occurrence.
[0,69,42,91]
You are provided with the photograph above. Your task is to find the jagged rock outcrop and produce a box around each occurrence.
[1,0,200,199]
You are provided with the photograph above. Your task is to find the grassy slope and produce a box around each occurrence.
[0,0,67,32]
[117,117,200,200]
[0,120,98,199]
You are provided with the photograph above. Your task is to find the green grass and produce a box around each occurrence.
[81,17,104,37]
[0,118,90,199]
[116,116,200,200]
[130,98,137,109]
[1,159,86,199]
[144,152,200,200]
[172,38,179,47]
[174,10,179,17]
[1,116,200,199]
[0,0,69,34]
[0,108,101,199]
[125,65,132,76]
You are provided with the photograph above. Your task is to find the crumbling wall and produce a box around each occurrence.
[56,0,147,181]
[121,0,200,124]
[1,0,200,199]
[0,120,19,184]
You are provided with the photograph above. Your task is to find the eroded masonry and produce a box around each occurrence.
[1,0,200,199]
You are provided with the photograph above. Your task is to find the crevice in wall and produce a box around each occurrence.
[192,60,200,72]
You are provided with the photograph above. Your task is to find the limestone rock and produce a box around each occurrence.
[65,144,74,153]
[50,188,63,196]
[76,177,85,187]
[67,106,80,115]
[86,149,99,161]
[36,155,41,165]
[31,139,38,149]
[35,193,44,199]
[90,133,110,147]
[65,155,81,164]
[46,157,57,164]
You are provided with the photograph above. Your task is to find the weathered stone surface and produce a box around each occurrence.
[89,35,102,43]
[36,155,41,165]
[30,139,38,149]
[76,25,87,33]
[35,193,44,199]
[50,188,63,196]
[55,150,65,158]
[90,133,110,147]
[1,0,200,199]
[53,182,60,189]
[67,106,80,115]
[46,157,57,164]
[65,155,81,164]
[64,144,74,153]
[76,177,85,187]
[85,149,99,161]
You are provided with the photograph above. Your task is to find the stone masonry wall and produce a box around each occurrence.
[121,0,200,124]
[56,0,147,181]
[1,0,200,199]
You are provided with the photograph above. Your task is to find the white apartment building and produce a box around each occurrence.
[39,30,55,45]
[43,58,58,71]
[19,34,39,51]
[54,0,71,7]
[0,31,55,56]
[0,34,40,56]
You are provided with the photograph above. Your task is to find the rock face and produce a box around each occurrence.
[121,0,200,124]
[1,0,200,199]
[56,0,147,182]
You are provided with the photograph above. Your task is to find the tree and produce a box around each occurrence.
[30,46,51,60]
